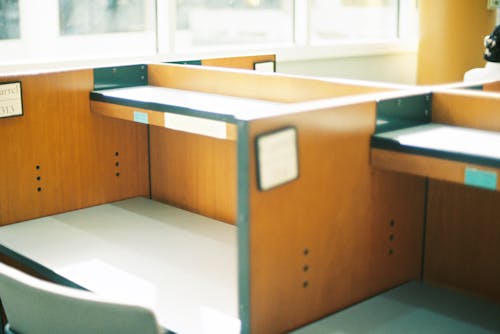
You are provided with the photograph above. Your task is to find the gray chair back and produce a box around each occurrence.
[0,263,162,334]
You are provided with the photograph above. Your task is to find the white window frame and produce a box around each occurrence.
[0,0,418,73]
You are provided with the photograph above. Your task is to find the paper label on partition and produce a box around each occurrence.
[256,127,299,191]
[0,82,23,118]
[464,167,497,190]
[254,61,275,72]
[164,112,227,139]
[133,111,149,124]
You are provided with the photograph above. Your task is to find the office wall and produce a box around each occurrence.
[277,52,418,85]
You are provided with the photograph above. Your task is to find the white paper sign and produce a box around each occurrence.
[256,127,299,191]
[164,112,227,139]
[253,61,275,72]
[0,82,23,118]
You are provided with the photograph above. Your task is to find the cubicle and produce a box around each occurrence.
[370,86,500,303]
[0,58,499,333]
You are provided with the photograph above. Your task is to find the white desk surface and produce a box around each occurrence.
[0,197,239,334]
[376,123,500,160]
[96,85,288,120]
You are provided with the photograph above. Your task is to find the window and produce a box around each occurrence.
[310,0,399,43]
[0,0,19,40]
[175,0,294,51]
[0,0,156,65]
[59,0,147,35]
[0,0,417,68]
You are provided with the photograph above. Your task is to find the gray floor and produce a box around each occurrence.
[291,281,500,334]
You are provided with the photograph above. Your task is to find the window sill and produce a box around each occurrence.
[0,38,418,76]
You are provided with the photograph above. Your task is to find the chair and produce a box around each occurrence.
[0,262,163,334]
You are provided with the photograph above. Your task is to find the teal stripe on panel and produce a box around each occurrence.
[464,167,497,190]
[167,60,202,66]
[237,120,251,334]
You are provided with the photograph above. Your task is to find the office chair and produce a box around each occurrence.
[0,262,163,334]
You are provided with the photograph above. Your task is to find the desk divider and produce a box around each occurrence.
[147,63,396,103]
[168,54,276,71]
[423,88,500,303]
[145,64,402,225]
[481,80,500,92]
[243,98,425,333]
[0,69,149,226]
[431,89,500,131]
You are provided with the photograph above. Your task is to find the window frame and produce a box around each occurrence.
[0,0,418,73]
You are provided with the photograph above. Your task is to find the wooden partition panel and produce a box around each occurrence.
[146,64,397,225]
[149,127,237,224]
[482,80,500,92]
[432,90,500,131]
[425,180,500,302]
[424,89,500,301]
[0,70,149,225]
[148,63,395,103]
[244,101,426,333]
[201,54,275,70]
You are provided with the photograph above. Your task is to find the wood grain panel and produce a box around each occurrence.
[201,54,275,70]
[424,89,500,302]
[149,126,237,224]
[432,90,500,131]
[482,80,500,92]
[148,63,395,103]
[246,101,425,333]
[90,100,237,140]
[0,70,149,225]
[371,149,500,191]
[425,179,500,302]
[91,100,165,127]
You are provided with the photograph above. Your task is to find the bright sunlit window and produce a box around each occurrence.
[0,0,19,40]
[0,0,418,68]
[175,0,294,51]
[59,0,148,35]
[310,0,399,43]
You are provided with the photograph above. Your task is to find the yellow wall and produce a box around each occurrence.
[417,0,496,84]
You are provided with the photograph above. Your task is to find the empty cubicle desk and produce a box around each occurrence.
[371,88,500,305]
[2,62,427,333]
[90,63,401,225]
[89,63,428,333]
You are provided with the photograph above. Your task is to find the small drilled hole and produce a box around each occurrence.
[303,265,309,272]
[303,249,309,256]
[35,165,40,170]
[390,220,395,227]
[116,172,120,177]
[115,152,119,156]
[389,234,394,241]
[36,176,41,181]
[37,187,42,192]
[389,249,394,255]
[303,281,309,288]
[115,162,120,167]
